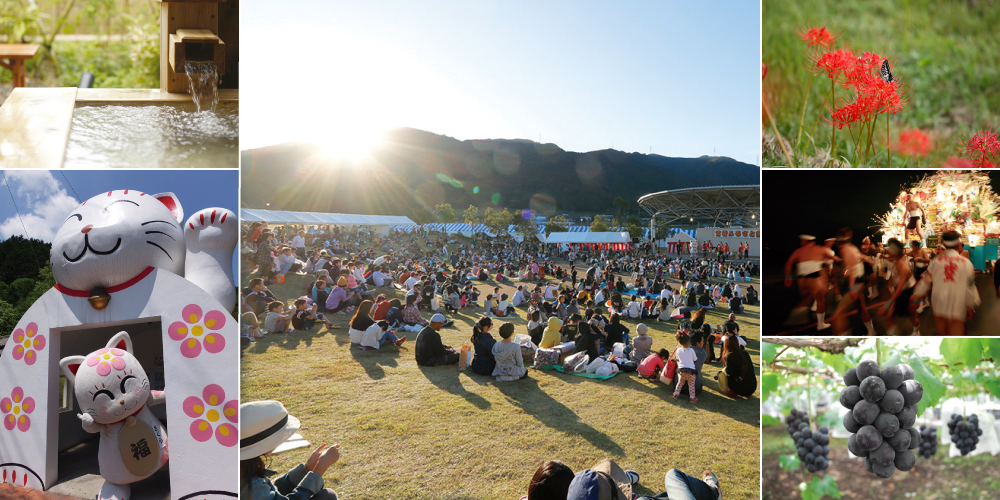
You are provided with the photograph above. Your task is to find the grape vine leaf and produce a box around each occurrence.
[904,354,946,416]
[779,453,801,470]
[984,379,1000,400]
[763,342,778,364]
[763,372,778,401]
[799,474,841,500]
[981,338,1000,360]
[940,338,983,370]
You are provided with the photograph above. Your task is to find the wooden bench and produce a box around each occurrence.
[0,44,40,88]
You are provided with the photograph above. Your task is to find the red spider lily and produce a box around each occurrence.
[812,48,855,80]
[943,157,974,169]
[798,27,837,48]
[965,130,1000,168]
[891,129,933,156]
[762,62,768,80]
[828,51,908,128]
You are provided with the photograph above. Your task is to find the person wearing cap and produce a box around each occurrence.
[565,459,640,500]
[324,277,357,315]
[492,322,527,381]
[912,230,980,335]
[240,400,341,500]
[783,234,831,331]
[415,313,460,366]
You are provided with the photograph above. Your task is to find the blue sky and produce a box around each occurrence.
[0,170,239,283]
[240,0,761,165]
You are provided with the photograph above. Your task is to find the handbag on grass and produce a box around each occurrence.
[660,348,678,385]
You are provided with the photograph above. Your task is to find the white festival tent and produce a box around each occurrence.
[541,231,632,250]
[241,209,417,234]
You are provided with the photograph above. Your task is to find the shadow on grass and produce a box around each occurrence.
[492,375,626,456]
[418,365,492,410]
[242,326,330,354]
[349,344,404,380]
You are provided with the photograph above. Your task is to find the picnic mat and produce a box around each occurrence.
[536,364,619,380]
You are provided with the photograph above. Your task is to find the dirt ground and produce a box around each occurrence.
[763,427,1000,500]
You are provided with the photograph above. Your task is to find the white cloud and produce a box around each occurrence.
[0,171,80,242]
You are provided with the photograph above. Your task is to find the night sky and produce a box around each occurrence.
[762,170,1000,276]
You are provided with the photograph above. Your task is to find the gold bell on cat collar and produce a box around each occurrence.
[88,288,111,310]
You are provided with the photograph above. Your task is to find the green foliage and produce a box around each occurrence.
[762,414,783,427]
[434,203,456,224]
[763,372,778,400]
[462,205,480,229]
[799,475,841,500]
[483,206,513,236]
[940,338,985,370]
[589,215,609,232]
[511,210,538,238]
[779,453,802,470]
[762,341,778,364]
[545,215,568,236]
[0,0,46,42]
[0,236,51,284]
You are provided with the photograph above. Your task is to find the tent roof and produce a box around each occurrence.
[662,231,696,242]
[543,231,630,244]
[241,209,416,226]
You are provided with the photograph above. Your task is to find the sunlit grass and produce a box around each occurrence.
[241,242,761,499]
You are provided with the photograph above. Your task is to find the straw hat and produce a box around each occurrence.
[239,400,300,461]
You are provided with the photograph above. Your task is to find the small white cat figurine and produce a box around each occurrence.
[60,331,167,500]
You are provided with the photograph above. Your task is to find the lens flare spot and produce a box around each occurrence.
[491,193,501,205]
[473,186,480,194]
[529,193,556,216]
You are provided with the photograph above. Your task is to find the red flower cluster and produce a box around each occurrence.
[891,129,933,156]
[812,48,854,80]
[828,51,907,129]
[798,27,837,48]
[762,62,768,80]
[965,130,1000,168]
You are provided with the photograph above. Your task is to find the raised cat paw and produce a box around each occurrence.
[184,208,237,311]
[185,208,237,249]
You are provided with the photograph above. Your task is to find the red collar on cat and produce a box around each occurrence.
[109,404,146,425]
[55,266,156,297]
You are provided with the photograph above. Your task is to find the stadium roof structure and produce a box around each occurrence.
[638,185,760,227]
[241,209,416,226]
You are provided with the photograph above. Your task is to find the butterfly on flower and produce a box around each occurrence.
[879,59,894,83]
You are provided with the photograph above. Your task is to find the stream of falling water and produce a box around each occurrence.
[185,61,220,112]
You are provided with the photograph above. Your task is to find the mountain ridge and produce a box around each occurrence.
[240,127,759,223]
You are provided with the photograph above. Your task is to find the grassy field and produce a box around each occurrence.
[240,247,761,499]
[763,0,1000,167]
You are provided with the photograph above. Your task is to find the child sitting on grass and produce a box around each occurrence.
[263,301,294,334]
[672,332,699,403]
[241,312,265,343]
[292,297,334,331]
[637,348,669,381]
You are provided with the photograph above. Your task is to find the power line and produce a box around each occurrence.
[1,170,42,272]
[60,171,82,203]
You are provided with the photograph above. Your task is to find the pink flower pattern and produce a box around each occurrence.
[11,322,45,366]
[168,304,227,358]
[86,348,127,376]
[183,384,237,447]
[1,387,35,432]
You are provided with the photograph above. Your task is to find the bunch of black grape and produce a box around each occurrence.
[785,408,810,436]
[947,414,982,455]
[795,425,831,472]
[841,360,922,478]
[917,425,937,459]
